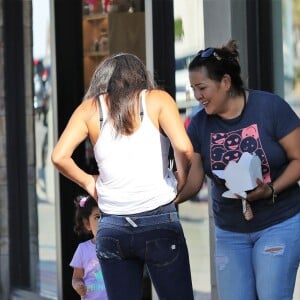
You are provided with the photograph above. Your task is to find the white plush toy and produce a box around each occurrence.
[213,152,263,199]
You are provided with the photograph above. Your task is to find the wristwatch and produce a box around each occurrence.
[267,182,278,204]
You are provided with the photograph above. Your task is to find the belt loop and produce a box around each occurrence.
[170,212,174,221]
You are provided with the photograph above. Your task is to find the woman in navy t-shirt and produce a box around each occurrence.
[175,40,300,300]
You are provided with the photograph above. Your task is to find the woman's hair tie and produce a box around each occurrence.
[79,196,89,208]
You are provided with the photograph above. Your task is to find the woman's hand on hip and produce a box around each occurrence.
[85,174,98,200]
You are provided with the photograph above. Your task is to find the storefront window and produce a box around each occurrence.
[174,0,204,111]
[33,0,58,298]
[282,1,300,297]
[173,1,212,299]
[82,0,145,89]
[282,0,300,116]
[82,0,145,171]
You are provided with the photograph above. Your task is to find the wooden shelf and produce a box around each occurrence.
[83,13,107,21]
[82,12,146,90]
[84,51,109,57]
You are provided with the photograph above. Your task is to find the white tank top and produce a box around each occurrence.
[94,90,177,214]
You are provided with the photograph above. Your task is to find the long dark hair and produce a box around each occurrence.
[84,53,156,135]
[189,39,244,95]
[73,195,98,237]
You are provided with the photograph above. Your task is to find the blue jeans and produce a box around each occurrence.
[215,213,300,300]
[96,203,194,300]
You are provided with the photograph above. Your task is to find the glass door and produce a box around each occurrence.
[173,1,212,299]
[33,0,59,298]
[281,0,300,298]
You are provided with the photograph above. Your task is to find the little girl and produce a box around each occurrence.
[70,195,107,300]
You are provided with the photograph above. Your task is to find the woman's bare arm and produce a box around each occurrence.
[174,152,205,203]
[247,126,300,202]
[51,99,98,198]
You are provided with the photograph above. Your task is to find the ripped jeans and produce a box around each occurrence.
[215,213,300,300]
[96,203,194,300]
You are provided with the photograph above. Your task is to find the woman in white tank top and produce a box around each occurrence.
[52,53,194,299]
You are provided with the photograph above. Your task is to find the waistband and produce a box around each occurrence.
[100,212,179,228]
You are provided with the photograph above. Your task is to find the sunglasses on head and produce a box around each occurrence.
[196,47,223,61]
[196,47,236,62]
[197,47,215,58]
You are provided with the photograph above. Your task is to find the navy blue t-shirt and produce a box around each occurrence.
[187,89,300,232]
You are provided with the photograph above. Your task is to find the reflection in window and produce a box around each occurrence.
[174,0,204,110]
[33,0,58,298]
[82,0,146,173]
[282,2,300,297]
[282,0,300,116]
[173,1,212,299]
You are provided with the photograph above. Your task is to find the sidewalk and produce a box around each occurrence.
[180,200,211,300]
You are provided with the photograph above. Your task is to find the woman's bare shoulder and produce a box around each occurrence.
[74,97,99,119]
[146,89,175,107]
[80,97,98,110]
[147,89,171,99]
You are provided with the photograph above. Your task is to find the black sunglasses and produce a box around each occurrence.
[197,47,215,58]
[196,47,223,61]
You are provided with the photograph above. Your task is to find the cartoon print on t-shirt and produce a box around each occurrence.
[224,133,241,151]
[210,124,271,182]
[85,259,106,294]
[223,150,241,164]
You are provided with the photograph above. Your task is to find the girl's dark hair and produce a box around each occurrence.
[188,39,244,95]
[84,53,156,136]
[73,195,98,237]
